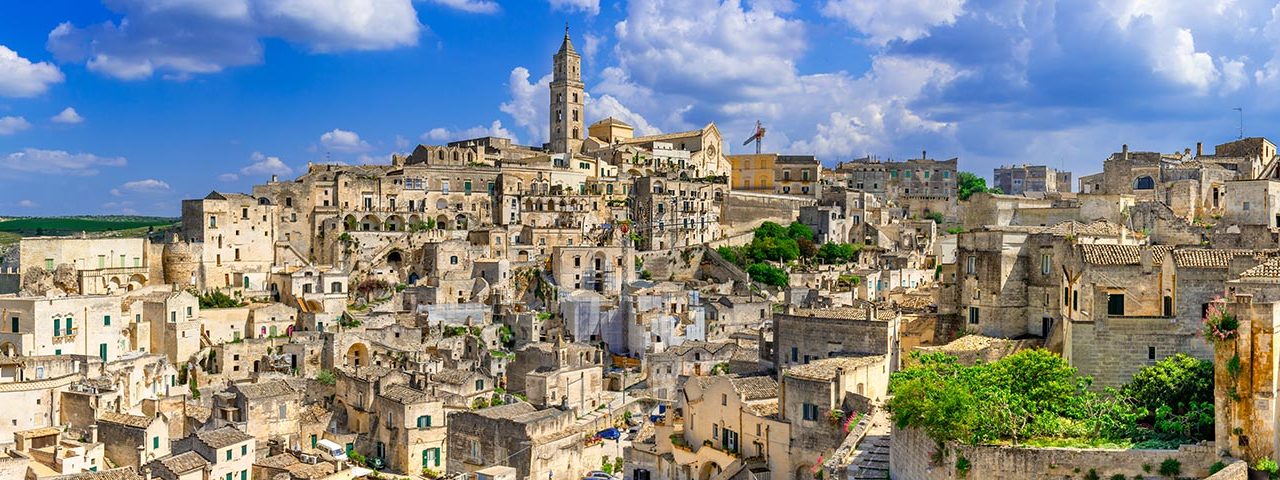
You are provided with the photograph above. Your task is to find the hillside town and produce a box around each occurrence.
[0,30,1277,480]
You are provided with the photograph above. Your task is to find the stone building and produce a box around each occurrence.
[180,191,278,291]
[644,340,740,401]
[774,155,821,197]
[831,155,958,201]
[993,164,1072,195]
[14,237,155,295]
[0,293,128,361]
[770,304,899,371]
[97,411,170,468]
[213,379,304,450]
[170,426,255,480]
[549,29,584,155]
[372,384,448,475]
[447,402,595,480]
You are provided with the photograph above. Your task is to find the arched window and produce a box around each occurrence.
[1133,176,1155,190]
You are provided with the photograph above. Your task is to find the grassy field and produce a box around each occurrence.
[0,216,178,237]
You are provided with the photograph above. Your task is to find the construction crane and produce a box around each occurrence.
[742,120,766,154]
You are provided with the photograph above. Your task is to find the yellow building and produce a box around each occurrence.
[727,153,777,191]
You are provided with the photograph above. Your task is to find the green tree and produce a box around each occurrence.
[786,221,814,241]
[746,263,788,287]
[753,221,787,241]
[797,238,818,258]
[957,172,993,200]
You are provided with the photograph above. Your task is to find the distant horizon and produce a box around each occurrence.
[2,1,1276,215]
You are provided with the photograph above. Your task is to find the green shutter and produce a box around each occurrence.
[153,436,159,449]
[54,318,60,336]
[99,343,107,361]
[103,315,111,326]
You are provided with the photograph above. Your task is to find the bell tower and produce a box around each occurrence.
[549,25,584,155]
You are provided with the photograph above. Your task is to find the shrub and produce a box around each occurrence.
[1083,469,1099,480]
[1157,458,1181,477]
[955,456,971,477]
[1256,457,1278,477]
[1110,474,1127,480]
[314,369,336,386]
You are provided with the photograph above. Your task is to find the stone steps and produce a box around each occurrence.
[847,412,892,480]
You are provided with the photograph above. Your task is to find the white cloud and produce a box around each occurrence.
[549,0,600,16]
[430,0,500,14]
[111,179,172,196]
[821,0,965,45]
[0,45,64,97]
[240,152,293,176]
[17,200,37,208]
[1152,28,1218,93]
[499,67,552,144]
[46,0,421,80]
[582,32,604,62]
[218,173,240,182]
[0,116,31,135]
[319,128,371,152]
[51,107,84,124]
[423,120,518,143]
[0,148,126,176]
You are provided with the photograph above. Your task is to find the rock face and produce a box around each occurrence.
[20,266,52,296]
[52,263,78,294]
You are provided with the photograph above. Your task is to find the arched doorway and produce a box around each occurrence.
[345,343,369,367]
[697,461,722,480]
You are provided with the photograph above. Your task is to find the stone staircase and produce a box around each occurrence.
[846,411,891,480]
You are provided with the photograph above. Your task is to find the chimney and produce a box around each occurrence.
[1196,142,1203,157]
[921,150,927,160]
[88,425,98,444]
[1184,147,1191,156]
[1122,144,1129,161]
[271,174,278,182]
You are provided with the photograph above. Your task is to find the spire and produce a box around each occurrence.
[558,23,577,55]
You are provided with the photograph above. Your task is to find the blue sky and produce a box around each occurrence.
[0,0,1277,215]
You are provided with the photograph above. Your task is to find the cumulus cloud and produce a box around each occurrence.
[240,152,293,177]
[549,0,600,16]
[0,45,64,97]
[218,173,240,182]
[319,128,371,153]
[46,0,421,80]
[822,0,965,45]
[17,200,37,208]
[423,120,518,143]
[51,107,84,124]
[0,116,31,135]
[111,179,172,196]
[0,148,126,176]
[430,0,500,14]
[499,67,552,144]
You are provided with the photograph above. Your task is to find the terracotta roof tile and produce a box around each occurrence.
[97,412,152,429]
[729,375,777,401]
[194,426,253,449]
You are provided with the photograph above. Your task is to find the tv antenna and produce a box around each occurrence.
[1234,107,1244,139]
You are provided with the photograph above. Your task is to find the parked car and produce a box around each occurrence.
[597,427,621,440]
[584,471,616,480]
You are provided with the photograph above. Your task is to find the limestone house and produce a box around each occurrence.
[447,402,596,480]
[0,293,128,361]
[770,304,899,372]
[171,426,255,480]
[640,375,791,479]
[96,411,170,468]
[371,384,447,474]
[146,450,208,480]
